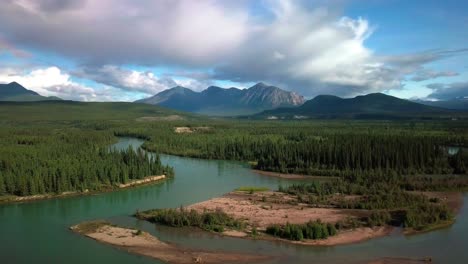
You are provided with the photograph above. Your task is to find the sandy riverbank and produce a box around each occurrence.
[367,257,432,264]
[71,221,271,264]
[186,191,391,246]
[0,175,166,204]
[187,191,364,230]
[252,169,339,180]
[296,226,393,246]
[118,175,166,188]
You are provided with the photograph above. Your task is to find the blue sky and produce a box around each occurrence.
[0,0,466,101]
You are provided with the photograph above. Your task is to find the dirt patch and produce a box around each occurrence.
[298,226,393,246]
[174,127,211,134]
[136,115,185,122]
[187,191,362,230]
[185,191,390,246]
[72,222,271,264]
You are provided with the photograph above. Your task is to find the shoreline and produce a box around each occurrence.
[0,175,166,205]
[141,190,464,247]
[71,221,272,264]
[159,190,393,246]
[252,169,339,180]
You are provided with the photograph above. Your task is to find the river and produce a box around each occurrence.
[0,137,467,263]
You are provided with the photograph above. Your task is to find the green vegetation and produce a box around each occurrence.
[134,120,468,177]
[235,186,270,193]
[0,127,173,196]
[266,220,337,241]
[136,207,245,233]
[71,220,112,234]
[403,203,454,231]
[279,178,458,231]
[0,101,188,121]
[1,101,467,207]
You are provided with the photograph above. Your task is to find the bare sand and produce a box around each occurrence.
[187,191,361,230]
[72,222,271,264]
[136,115,185,122]
[252,170,339,180]
[297,226,393,246]
[2,175,166,204]
[118,175,165,188]
[185,191,392,246]
[367,257,432,264]
[174,127,211,134]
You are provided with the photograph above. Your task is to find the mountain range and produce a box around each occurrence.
[136,82,305,115]
[257,93,458,119]
[0,82,61,101]
[412,99,468,111]
[1,81,465,119]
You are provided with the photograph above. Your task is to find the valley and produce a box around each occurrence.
[0,93,467,264]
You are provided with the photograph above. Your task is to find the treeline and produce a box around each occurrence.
[136,207,245,233]
[279,177,457,230]
[131,121,468,176]
[0,128,173,196]
[266,220,337,241]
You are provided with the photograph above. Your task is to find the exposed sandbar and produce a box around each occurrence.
[71,221,271,264]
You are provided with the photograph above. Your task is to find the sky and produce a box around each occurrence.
[0,0,467,102]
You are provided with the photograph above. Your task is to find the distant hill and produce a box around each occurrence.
[135,82,305,115]
[412,99,468,111]
[0,82,61,101]
[257,93,461,119]
[0,100,193,121]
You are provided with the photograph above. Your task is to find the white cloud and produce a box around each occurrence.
[74,65,177,95]
[0,66,113,101]
[0,0,465,98]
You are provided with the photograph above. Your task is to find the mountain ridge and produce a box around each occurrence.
[256,92,460,119]
[136,82,305,115]
[0,82,61,101]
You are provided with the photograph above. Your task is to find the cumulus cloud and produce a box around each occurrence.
[0,66,115,101]
[0,0,465,98]
[73,65,177,95]
[426,82,468,100]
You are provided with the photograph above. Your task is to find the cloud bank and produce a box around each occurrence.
[0,67,115,101]
[0,0,465,99]
[427,82,468,100]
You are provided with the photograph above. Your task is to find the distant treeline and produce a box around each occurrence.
[127,121,468,176]
[0,128,173,196]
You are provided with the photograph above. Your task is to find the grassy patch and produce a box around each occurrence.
[404,220,455,235]
[136,208,246,233]
[235,186,269,193]
[71,220,112,234]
